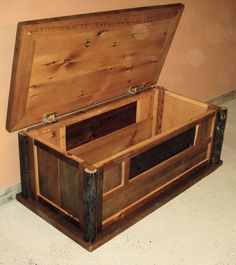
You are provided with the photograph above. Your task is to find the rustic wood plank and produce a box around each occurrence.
[70,118,153,164]
[103,164,122,193]
[66,102,137,150]
[18,132,35,199]
[136,93,154,122]
[211,107,227,164]
[102,138,211,202]
[7,4,184,132]
[95,109,215,168]
[59,160,80,217]
[16,160,222,251]
[122,159,130,185]
[6,27,35,132]
[28,89,154,136]
[83,167,103,242]
[37,147,60,204]
[129,127,196,179]
[156,87,165,134]
[162,93,208,132]
[103,143,208,220]
[35,139,79,167]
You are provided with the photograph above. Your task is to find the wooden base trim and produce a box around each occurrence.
[16,161,221,252]
[38,194,80,223]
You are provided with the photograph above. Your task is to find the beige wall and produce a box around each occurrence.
[0,0,235,189]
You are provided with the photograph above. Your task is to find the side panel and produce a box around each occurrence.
[37,147,60,204]
[103,142,208,221]
[35,140,81,219]
[60,161,80,217]
[129,127,196,179]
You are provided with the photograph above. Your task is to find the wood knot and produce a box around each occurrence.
[84,39,90,47]
[97,29,108,36]
[112,41,119,47]
[63,58,72,65]
[220,113,226,120]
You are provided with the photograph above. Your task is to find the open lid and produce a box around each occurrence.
[6,3,184,132]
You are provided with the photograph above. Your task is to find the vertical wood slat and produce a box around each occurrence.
[35,140,82,220]
[37,147,60,205]
[18,132,34,199]
[155,87,165,134]
[195,117,213,145]
[59,160,80,217]
[211,107,227,164]
[122,159,130,185]
[83,167,103,242]
[103,164,122,193]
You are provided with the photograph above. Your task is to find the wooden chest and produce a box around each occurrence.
[6,3,227,251]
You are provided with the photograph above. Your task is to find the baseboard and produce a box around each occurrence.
[0,182,21,207]
[207,89,236,105]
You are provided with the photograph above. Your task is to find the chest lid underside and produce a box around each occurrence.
[6,3,184,132]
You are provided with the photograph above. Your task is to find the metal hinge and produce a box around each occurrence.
[128,86,139,95]
[43,112,57,124]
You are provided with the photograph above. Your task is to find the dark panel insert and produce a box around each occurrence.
[66,102,137,150]
[37,147,60,204]
[129,127,196,179]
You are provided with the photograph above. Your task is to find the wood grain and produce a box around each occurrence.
[103,143,208,220]
[37,147,60,204]
[162,92,208,132]
[6,4,184,132]
[66,102,136,150]
[94,109,216,168]
[71,118,153,164]
[59,160,80,217]
[129,127,196,179]
[16,161,222,251]
[18,132,35,199]
[103,164,122,193]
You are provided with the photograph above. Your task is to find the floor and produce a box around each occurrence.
[0,99,236,265]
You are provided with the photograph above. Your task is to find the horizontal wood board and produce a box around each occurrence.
[66,102,137,150]
[129,127,196,179]
[103,141,207,220]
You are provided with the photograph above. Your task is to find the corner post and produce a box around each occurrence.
[211,107,227,164]
[83,167,103,242]
[18,132,33,199]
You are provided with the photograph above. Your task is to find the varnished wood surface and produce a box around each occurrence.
[16,161,222,252]
[211,107,227,164]
[70,118,153,164]
[94,109,216,168]
[66,102,137,150]
[162,92,208,132]
[6,4,184,132]
[18,133,35,199]
[103,142,208,220]
[38,147,60,204]
[129,127,195,179]
[103,164,122,193]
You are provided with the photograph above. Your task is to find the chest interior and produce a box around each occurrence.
[26,86,215,218]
